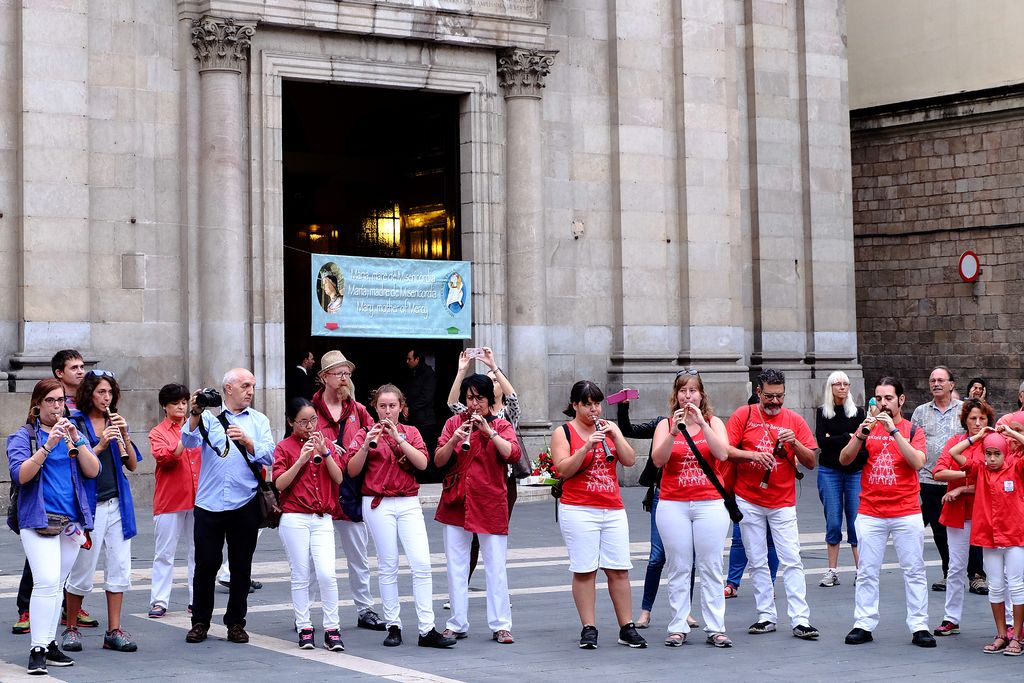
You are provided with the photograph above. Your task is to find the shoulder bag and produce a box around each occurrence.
[679,427,743,523]
[200,413,281,528]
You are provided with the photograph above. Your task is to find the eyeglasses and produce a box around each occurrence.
[42,396,66,406]
[832,381,850,387]
[676,368,700,377]
[325,370,351,379]
[88,369,115,379]
[761,392,785,401]
[294,416,318,428]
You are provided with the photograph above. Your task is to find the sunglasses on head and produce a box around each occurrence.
[88,369,115,379]
[676,368,700,378]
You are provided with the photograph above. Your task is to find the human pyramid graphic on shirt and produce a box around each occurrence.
[677,437,711,488]
[751,425,778,471]
[584,443,617,493]
[867,432,899,486]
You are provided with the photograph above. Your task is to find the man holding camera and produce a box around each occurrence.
[840,377,931,648]
[180,368,275,645]
[726,369,820,640]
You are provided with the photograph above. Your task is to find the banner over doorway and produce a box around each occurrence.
[310,254,472,339]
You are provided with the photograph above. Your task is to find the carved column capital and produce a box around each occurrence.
[191,17,255,73]
[497,48,556,99]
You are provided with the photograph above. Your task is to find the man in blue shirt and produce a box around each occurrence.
[180,368,274,645]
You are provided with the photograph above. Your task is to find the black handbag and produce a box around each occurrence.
[337,429,366,522]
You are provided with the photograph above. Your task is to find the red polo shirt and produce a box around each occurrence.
[272,434,342,517]
[148,418,201,515]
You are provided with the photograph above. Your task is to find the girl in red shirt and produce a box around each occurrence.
[272,398,345,652]
[931,398,994,636]
[434,374,521,644]
[650,369,732,648]
[343,385,456,650]
[550,380,645,650]
[952,430,1024,655]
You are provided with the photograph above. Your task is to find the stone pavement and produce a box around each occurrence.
[0,484,1018,682]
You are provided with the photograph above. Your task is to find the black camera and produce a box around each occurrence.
[194,388,223,409]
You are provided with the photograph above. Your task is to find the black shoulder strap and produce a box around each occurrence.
[679,428,730,502]
[195,414,225,458]
[217,412,270,489]
[910,423,917,442]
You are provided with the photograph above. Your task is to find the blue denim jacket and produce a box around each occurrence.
[6,423,96,531]
[70,410,142,540]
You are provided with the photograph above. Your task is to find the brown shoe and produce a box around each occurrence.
[493,629,514,644]
[185,623,209,643]
[227,624,249,644]
[441,628,468,640]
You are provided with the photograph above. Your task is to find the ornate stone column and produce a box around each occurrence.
[191,17,255,387]
[498,48,555,431]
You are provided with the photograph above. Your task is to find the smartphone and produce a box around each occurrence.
[606,388,640,405]
[466,347,485,359]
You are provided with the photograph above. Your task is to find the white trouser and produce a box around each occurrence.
[150,510,195,609]
[443,524,511,633]
[22,529,80,648]
[984,546,1024,607]
[362,496,435,635]
[657,499,731,634]
[66,498,132,594]
[219,527,265,583]
[737,497,810,628]
[336,519,375,617]
[279,513,340,630]
[943,522,970,624]
[854,513,928,633]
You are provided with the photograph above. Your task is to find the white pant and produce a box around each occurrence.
[150,510,195,609]
[854,513,928,633]
[279,513,340,630]
[984,546,1024,606]
[66,498,132,595]
[22,529,81,648]
[944,522,970,624]
[336,519,376,617]
[219,527,265,583]
[657,499,731,634]
[443,524,511,633]
[362,496,435,635]
[737,497,810,628]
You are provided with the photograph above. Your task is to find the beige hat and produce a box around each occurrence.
[320,350,355,375]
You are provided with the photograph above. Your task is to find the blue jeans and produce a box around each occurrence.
[641,489,666,612]
[816,465,861,547]
[727,521,777,588]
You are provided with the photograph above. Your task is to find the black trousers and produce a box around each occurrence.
[191,496,260,628]
[920,483,949,577]
[17,558,32,614]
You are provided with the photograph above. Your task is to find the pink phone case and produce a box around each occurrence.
[606,389,639,405]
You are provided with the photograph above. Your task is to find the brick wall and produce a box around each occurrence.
[852,100,1024,414]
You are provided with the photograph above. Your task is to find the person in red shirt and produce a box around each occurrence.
[273,398,346,652]
[311,350,383,632]
[434,374,521,644]
[147,384,202,619]
[931,398,994,636]
[343,385,456,650]
[650,369,732,648]
[839,377,931,648]
[951,429,1024,655]
[725,368,819,640]
[550,380,645,650]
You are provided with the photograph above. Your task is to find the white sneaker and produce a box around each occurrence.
[819,569,840,587]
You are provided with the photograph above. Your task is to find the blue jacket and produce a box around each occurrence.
[7,423,96,531]
[70,411,142,540]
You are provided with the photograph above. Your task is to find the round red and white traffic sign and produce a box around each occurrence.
[958,250,980,282]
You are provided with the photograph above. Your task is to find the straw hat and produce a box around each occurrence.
[320,350,355,375]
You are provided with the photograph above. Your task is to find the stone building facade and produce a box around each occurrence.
[0,1,859,490]
[851,88,1024,412]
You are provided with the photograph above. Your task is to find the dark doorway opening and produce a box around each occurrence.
[282,81,466,477]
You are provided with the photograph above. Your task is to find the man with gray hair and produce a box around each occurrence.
[180,368,275,645]
[726,368,821,640]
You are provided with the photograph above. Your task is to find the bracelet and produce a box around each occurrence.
[40,444,52,454]
[489,431,498,440]
[888,428,899,437]
[74,438,87,447]
[966,436,973,446]
[855,434,866,442]
[397,433,407,443]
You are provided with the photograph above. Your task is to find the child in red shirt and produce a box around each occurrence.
[951,430,1024,655]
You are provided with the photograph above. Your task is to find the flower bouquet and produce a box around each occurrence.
[522,447,559,486]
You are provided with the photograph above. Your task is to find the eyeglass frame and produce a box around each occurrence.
[293,416,319,428]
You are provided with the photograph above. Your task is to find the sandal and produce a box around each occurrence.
[635,612,651,629]
[1005,638,1023,657]
[686,616,700,629]
[984,635,1009,654]
[706,633,733,648]
[724,584,738,599]
[664,633,686,647]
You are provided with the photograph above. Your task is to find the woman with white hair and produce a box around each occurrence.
[814,371,867,588]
